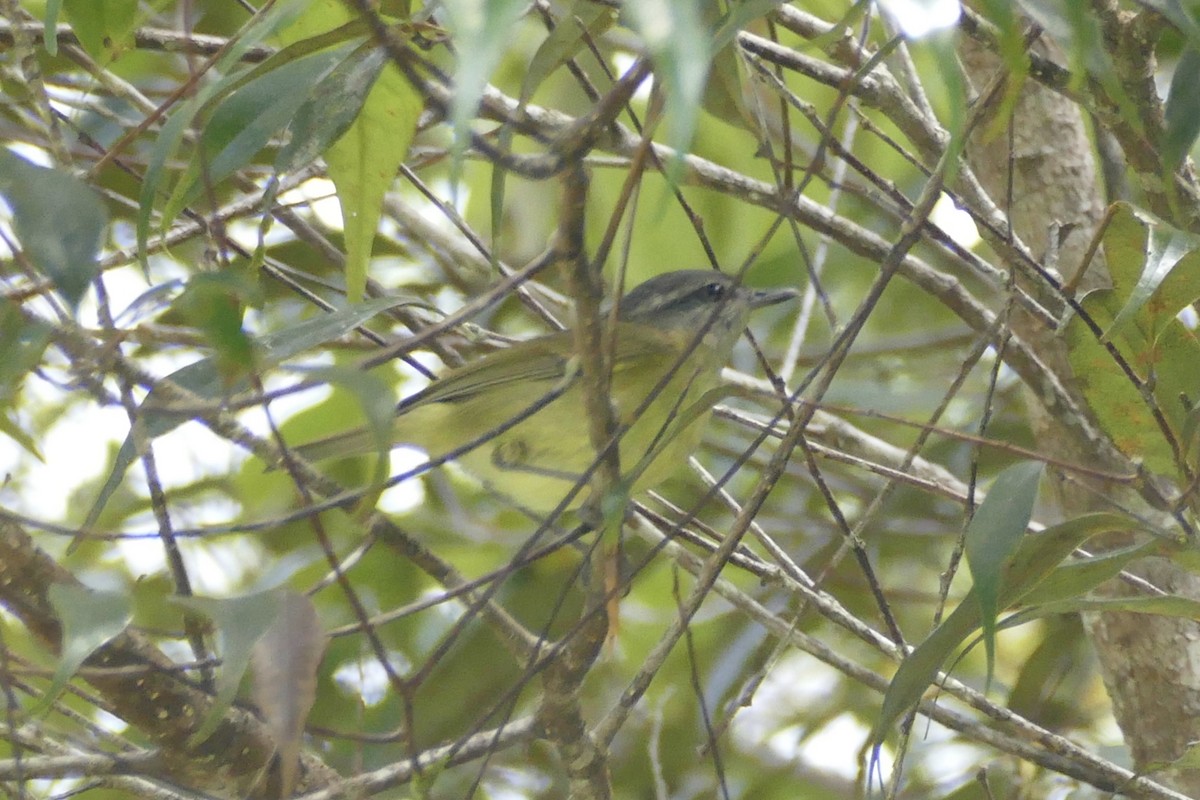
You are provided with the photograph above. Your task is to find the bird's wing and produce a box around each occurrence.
[403,335,575,407]
[401,325,673,408]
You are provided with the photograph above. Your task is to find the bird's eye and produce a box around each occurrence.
[704,282,725,299]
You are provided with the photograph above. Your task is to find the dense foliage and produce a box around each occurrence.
[5,1,1200,798]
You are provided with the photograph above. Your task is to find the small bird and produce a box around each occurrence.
[292,270,796,512]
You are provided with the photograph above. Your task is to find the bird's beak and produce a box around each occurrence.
[747,286,800,309]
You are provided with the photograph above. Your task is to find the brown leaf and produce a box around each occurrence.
[251,590,327,797]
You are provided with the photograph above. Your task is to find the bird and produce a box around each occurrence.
[290,270,796,512]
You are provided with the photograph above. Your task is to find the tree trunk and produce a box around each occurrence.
[960,36,1200,795]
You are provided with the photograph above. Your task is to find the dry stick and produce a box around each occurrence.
[542,165,615,800]
[41,306,547,670]
[91,275,214,693]
[467,74,1124,500]
[645,525,1193,800]
[289,716,539,800]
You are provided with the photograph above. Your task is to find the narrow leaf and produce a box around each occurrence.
[1020,538,1161,606]
[44,0,63,55]
[520,1,617,104]
[137,0,309,265]
[174,591,284,744]
[35,584,132,715]
[1165,46,1200,170]
[1010,593,1200,622]
[0,149,106,311]
[872,512,1132,745]
[161,45,353,228]
[274,45,387,175]
[964,461,1043,687]
[440,0,528,169]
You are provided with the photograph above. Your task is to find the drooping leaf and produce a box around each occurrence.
[1020,538,1162,606]
[43,0,64,55]
[160,43,355,227]
[174,591,286,744]
[137,0,309,265]
[0,299,52,407]
[964,461,1043,688]
[0,300,52,459]
[872,512,1134,746]
[251,590,327,796]
[0,149,106,312]
[278,1,422,302]
[1165,47,1200,171]
[274,44,388,176]
[171,271,262,385]
[1006,593,1200,623]
[520,0,618,105]
[35,584,133,715]
[439,0,528,170]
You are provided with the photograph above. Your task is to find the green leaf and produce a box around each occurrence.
[161,44,354,227]
[1165,47,1200,170]
[137,0,309,265]
[83,295,420,530]
[1064,203,1200,476]
[294,365,396,485]
[0,414,42,461]
[872,512,1133,745]
[622,0,713,171]
[712,0,783,49]
[35,584,132,715]
[174,591,286,744]
[324,61,422,303]
[1010,593,1200,622]
[274,44,387,175]
[62,0,137,63]
[1020,538,1161,606]
[964,461,1043,688]
[0,298,52,407]
[917,31,966,172]
[277,2,422,302]
[172,271,262,385]
[0,299,52,458]
[0,149,106,311]
[139,92,205,269]
[1107,223,1200,342]
[520,1,618,105]
[975,0,1030,81]
[43,0,63,55]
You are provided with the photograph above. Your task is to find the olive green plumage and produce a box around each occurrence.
[293,270,795,511]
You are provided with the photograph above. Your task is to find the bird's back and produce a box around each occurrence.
[395,324,724,512]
